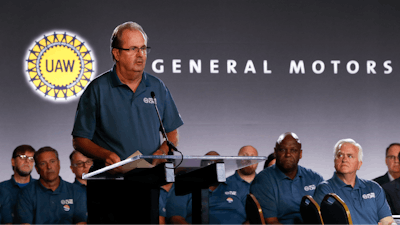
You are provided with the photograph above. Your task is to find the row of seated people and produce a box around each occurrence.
[1,133,399,224]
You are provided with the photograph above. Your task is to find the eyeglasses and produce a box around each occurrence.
[72,159,93,168]
[16,154,34,162]
[114,46,151,55]
[386,155,399,161]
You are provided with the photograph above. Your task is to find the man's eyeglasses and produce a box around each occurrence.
[72,159,94,168]
[114,46,151,55]
[386,155,399,161]
[16,154,34,162]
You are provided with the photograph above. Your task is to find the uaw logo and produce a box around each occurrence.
[61,199,74,212]
[25,32,94,101]
[143,97,155,104]
[362,192,376,199]
[304,184,316,191]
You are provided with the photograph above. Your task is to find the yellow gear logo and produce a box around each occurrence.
[26,32,94,101]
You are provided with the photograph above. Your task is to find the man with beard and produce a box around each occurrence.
[166,151,248,224]
[250,132,323,224]
[313,138,394,225]
[226,145,258,206]
[0,145,36,224]
[72,21,183,174]
[15,147,87,224]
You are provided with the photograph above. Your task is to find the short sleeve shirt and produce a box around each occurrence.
[72,66,184,160]
[166,181,247,224]
[313,172,392,224]
[15,178,87,224]
[250,164,324,224]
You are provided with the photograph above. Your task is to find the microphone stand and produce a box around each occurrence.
[151,92,177,156]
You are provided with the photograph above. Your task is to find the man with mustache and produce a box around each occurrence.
[15,147,87,224]
[72,21,183,174]
[0,145,36,224]
[250,132,323,224]
[313,138,394,225]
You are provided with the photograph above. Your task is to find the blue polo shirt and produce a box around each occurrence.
[313,172,392,224]
[227,171,252,206]
[250,164,323,224]
[159,184,174,217]
[72,66,184,160]
[0,175,36,223]
[0,189,12,224]
[166,179,247,224]
[73,179,86,193]
[15,177,87,224]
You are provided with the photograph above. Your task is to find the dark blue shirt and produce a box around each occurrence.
[166,179,247,224]
[0,188,12,224]
[72,66,184,160]
[226,171,252,206]
[0,175,36,223]
[250,164,323,224]
[159,184,174,217]
[15,177,87,224]
[73,179,86,193]
[313,172,392,224]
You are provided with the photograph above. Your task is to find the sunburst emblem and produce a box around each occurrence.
[26,32,94,101]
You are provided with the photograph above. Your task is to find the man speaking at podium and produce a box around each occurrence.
[72,21,183,174]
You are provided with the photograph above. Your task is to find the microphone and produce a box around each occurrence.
[151,91,177,155]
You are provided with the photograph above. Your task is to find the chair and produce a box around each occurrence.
[246,193,266,224]
[300,195,324,224]
[320,193,353,224]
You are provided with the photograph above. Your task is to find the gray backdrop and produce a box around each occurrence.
[0,0,399,182]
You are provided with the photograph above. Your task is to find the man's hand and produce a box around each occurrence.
[152,149,167,166]
[104,151,123,174]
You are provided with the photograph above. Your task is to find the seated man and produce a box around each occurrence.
[374,143,400,186]
[166,151,247,224]
[15,147,87,224]
[382,152,400,215]
[228,145,259,188]
[313,138,394,225]
[250,132,324,224]
[69,150,93,191]
[159,183,174,224]
[0,145,36,224]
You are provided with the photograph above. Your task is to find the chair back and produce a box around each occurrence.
[320,193,353,224]
[300,195,324,224]
[246,193,266,224]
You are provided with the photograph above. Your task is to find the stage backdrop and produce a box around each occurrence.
[0,0,399,182]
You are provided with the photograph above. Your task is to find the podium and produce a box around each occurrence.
[83,155,266,224]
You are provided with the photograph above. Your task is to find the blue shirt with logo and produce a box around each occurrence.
[15,177,87,224]
[313,172,392,224]
[250,164,323,224]
[0,175,36,223]
[166,178,247,224]
[159,184,174,218]
[227,171,253,206]
[72,66,184,160]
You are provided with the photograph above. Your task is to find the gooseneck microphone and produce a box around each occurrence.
[151,91,177,155]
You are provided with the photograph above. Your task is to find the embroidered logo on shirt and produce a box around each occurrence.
[225,191,237,196]
[226,197,234,203]
[304,184,316,191]
[61,199,74,205]
[143,97,155,104]
[362,192,376,199]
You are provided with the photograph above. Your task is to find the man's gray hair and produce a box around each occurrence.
[110,21,148,61]
[333,138,363,162]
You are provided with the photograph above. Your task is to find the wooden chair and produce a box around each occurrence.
[246,193,266,224]
[320,193,353,224]
[300,195,324,224]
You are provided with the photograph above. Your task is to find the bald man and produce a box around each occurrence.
[166,151,248,224]
[250,132,323,224]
